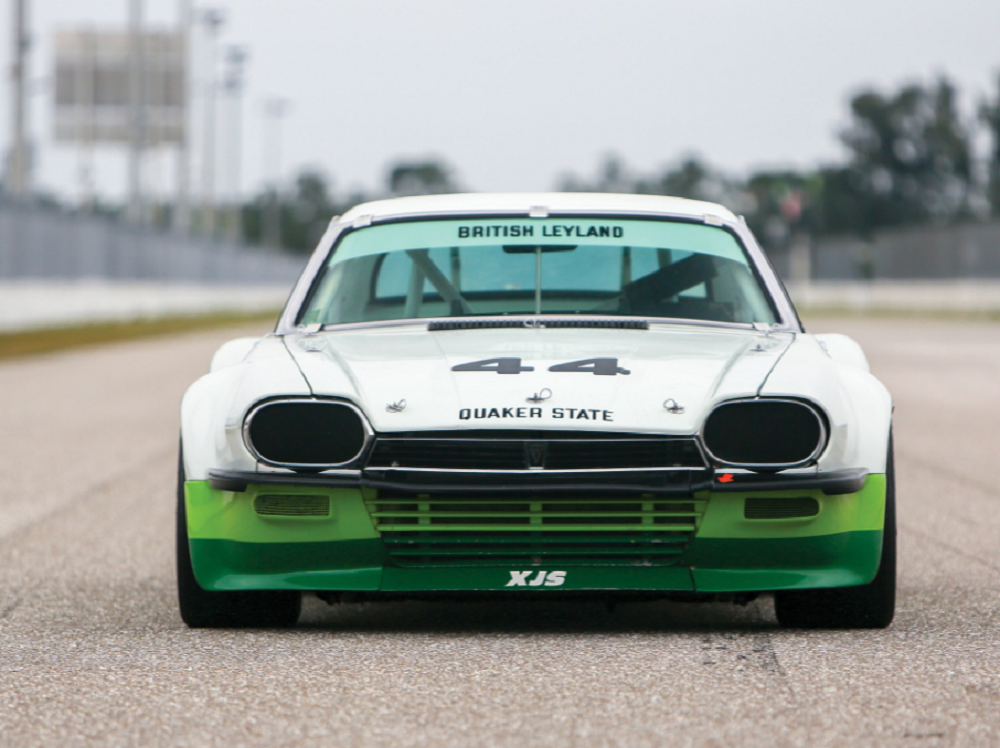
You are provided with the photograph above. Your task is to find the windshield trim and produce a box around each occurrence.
[276,210,800,335]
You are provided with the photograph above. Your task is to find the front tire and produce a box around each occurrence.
[774,434,897,629]
[176,446,301,628]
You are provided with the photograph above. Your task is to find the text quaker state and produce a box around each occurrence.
[460,406,614,422]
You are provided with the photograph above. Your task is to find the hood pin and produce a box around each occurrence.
[663,398,685,414]
[386,400,407,413]
[527,388,552,404]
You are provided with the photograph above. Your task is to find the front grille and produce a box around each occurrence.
[366,433,706,472]
[254,494,331,517]
[371,440,525,470]
[366,493,706,567]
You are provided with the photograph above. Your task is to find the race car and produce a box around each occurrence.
[177,193,895,629]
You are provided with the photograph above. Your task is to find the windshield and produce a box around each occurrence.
[298,218,777,326]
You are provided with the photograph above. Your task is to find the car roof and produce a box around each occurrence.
[339,192,738,223]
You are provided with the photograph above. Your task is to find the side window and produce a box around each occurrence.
[682,282,708,299]
[628,248,708,299]
[372,249,450,301]
[373,252,411,299]
[668,250,707,299]
[299,262,345,324]
[459,246,535,292]
[629,247,660,284]
[541,246,620,291]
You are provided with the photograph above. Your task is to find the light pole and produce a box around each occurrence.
[126,0,146,224]
[174,0,192,233]
[262,97,289,249]
[7,0,31,199]
[74,28,97,212]
[223,45,247,243]
[198,7,224,238]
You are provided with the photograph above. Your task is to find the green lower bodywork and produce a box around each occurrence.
[184,476,886,594]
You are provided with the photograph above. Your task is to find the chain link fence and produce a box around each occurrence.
[0,198,306,284]
[5,198,1000,285]
[768,220,1000,281]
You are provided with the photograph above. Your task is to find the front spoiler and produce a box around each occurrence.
[207,467,869,497]
[188,532,883,595]
[186,472,886,595]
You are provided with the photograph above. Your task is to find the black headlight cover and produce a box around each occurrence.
[702,399,826,470]
[246,400,368,467]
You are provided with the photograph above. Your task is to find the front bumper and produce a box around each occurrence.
[184,471,886,595]
[207,467,869,496]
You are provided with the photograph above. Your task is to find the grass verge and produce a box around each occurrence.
[4,306,989,362]
[0,310,281,361]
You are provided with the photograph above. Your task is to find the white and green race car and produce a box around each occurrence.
[178,193,895,629]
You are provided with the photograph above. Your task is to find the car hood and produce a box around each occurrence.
[283,324,793,435]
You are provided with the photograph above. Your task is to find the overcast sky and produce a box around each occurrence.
[2,0,998,206]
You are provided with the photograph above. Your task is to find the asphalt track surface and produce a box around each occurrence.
[0,319,998,747]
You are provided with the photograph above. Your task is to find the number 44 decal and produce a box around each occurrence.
[453,357,630,376]
[550,358,630,376]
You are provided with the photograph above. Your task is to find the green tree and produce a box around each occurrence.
[813,167,867,236]
[560,154,738,204]
[839,77,973,232]
[388,160,458,196]
[743,171,816,249]
[241,171,338,253]
[240,161,463,253]
[558,154,633,193]
[980,73,1000,217]
[635,157,712,199]
[284,171,335,251]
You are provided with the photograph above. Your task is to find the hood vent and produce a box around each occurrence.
[428,318,649,332]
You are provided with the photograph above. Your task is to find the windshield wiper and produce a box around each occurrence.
[428,318,649,331]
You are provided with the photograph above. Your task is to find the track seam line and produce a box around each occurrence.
[0,597,20,622]
[752,599,799,705]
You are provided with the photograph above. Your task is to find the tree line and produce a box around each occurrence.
[244,73,1000,253]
